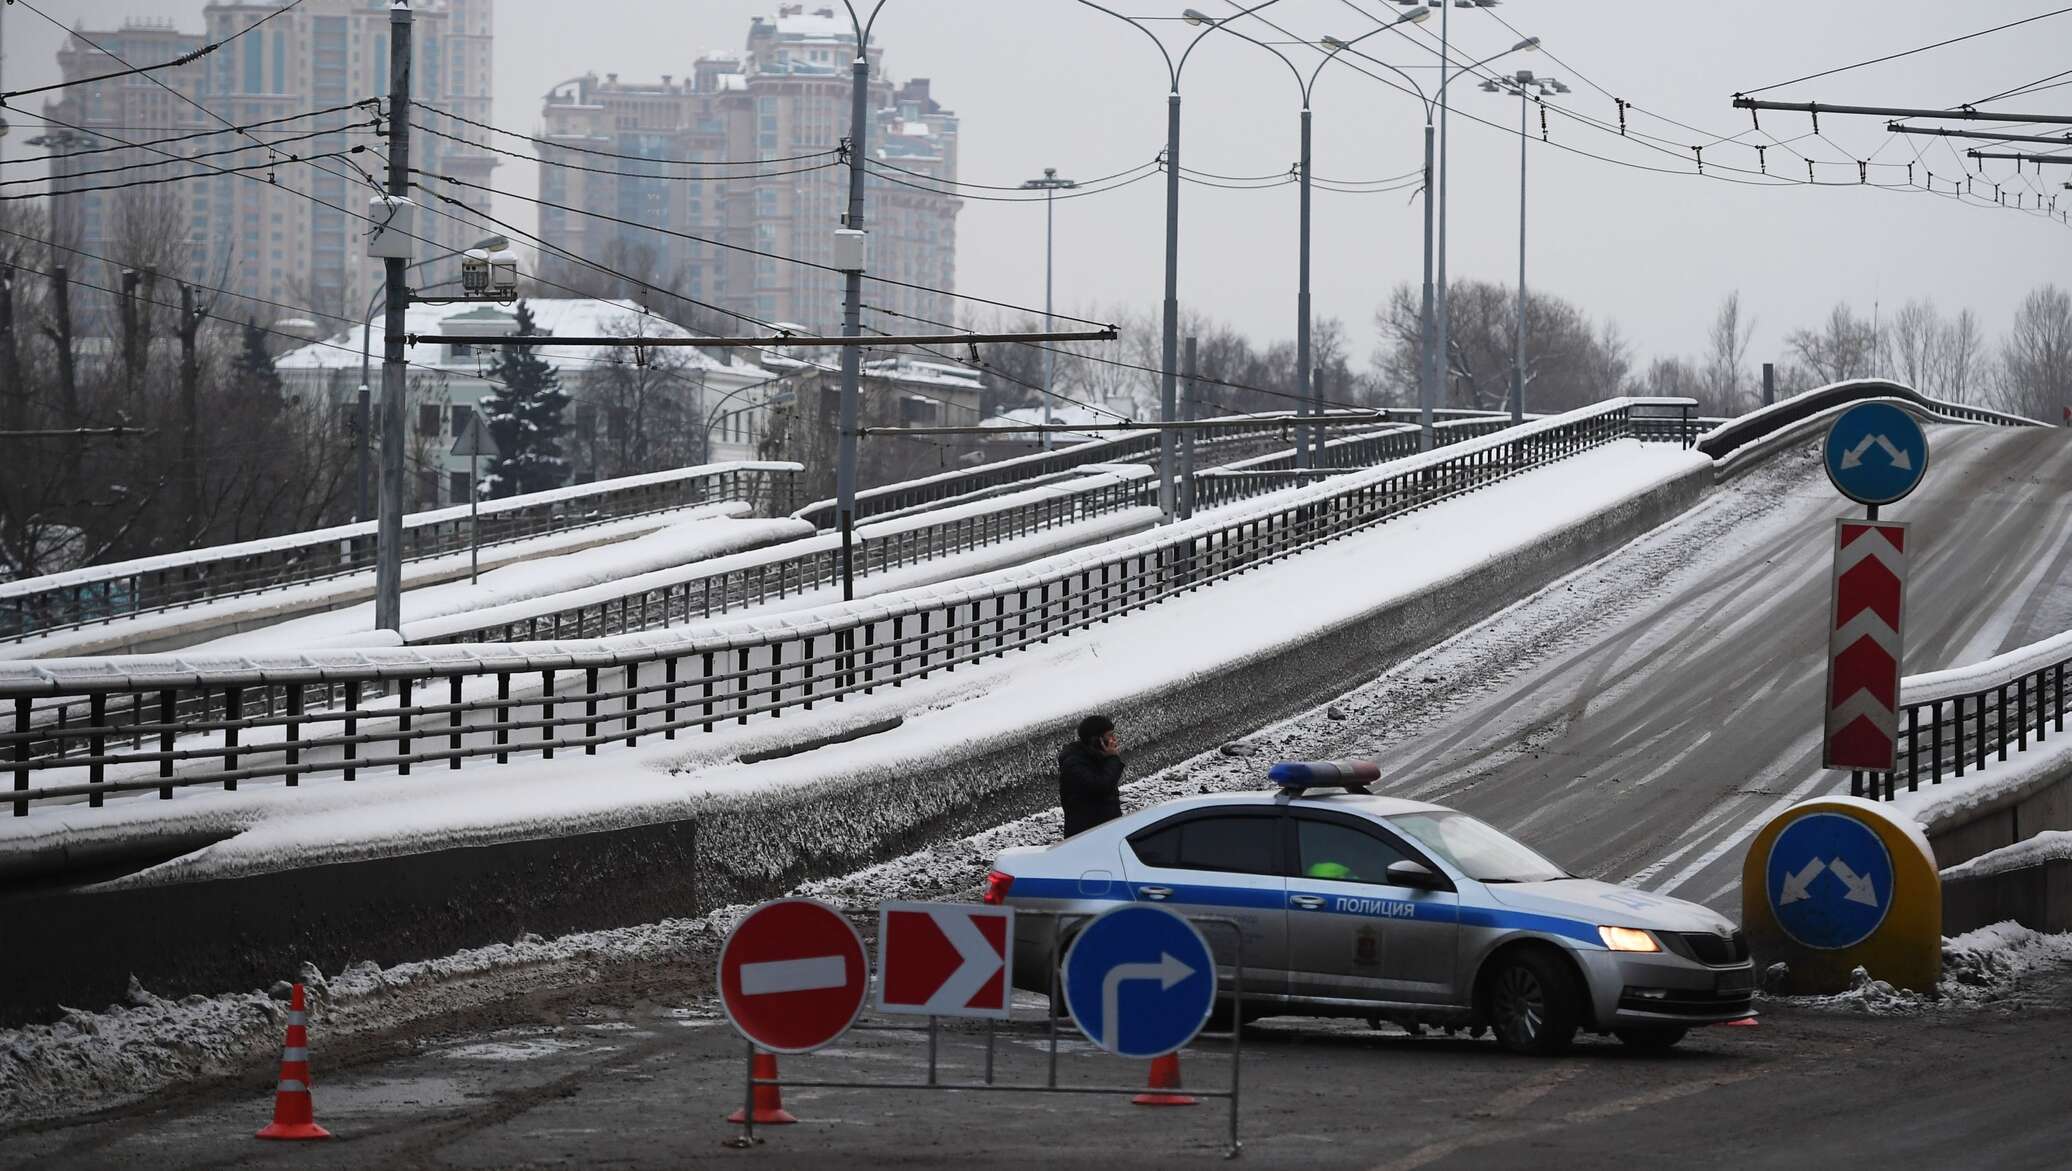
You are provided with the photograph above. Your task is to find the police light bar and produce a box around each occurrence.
[1269,760,1383,790]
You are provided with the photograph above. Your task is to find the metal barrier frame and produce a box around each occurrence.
[0,462,803,644]
[1858,650,2072,801]
[4,400,1694,814]
[727,910,1246,1159]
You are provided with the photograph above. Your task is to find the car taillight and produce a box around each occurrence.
[982,870,1014,905]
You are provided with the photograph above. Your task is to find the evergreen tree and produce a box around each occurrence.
[480,301,571,497]
[231,318,284,402]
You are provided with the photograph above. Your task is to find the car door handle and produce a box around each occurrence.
[1137,886,1173,901]
[1290,895,1326,910]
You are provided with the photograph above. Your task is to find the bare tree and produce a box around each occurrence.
[1786,302,1880,385]
[1994,284,2072,423]
[1701,292,1755,415]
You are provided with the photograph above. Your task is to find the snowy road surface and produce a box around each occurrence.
[1263,423,2072,912]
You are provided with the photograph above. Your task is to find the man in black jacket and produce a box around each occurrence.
[1058,714,1124,838]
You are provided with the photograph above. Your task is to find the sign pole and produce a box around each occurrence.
[469,449,480,584]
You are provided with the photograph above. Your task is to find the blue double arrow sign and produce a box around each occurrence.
[1824,402,1929,506]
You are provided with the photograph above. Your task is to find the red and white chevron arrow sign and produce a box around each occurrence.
[1824,519,1909,771]
[876,902,1013,1019]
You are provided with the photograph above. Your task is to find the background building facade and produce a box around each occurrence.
[534,4,960,338]
[38,0,495,329]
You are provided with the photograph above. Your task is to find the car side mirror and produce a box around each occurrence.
[1386,860,1441,889]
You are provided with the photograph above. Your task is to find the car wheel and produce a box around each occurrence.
[1614,1027,1687,1052]
[1486,950,1580,1056]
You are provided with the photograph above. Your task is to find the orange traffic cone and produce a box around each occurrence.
[1131,1052,1198,1107]
[256,983,331,1140]
[1723,1017,1760,1027]
[727,1050,798,1125]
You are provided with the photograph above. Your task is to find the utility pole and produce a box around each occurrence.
[1482,70,1567,425]
[833,16,873,602]
[374,2,412,632]
[177,284,202,534]
[1020,168,1077,451]
[1296,102,1314,467]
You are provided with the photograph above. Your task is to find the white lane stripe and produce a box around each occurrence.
[740,955,847,996]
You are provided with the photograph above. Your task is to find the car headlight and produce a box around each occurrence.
[1597,926,1661,953]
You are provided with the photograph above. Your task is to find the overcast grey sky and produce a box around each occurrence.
[6,1,2069,369]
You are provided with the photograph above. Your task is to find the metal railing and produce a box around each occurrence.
[3,399,1691,814]
[1856,633,2072,800]
[0,462,804,645]
[1697,379,2038,463]
[418,468,1157,645]
[789,408,1514,531]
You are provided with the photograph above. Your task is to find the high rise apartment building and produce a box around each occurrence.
[535,5,959,337]
[38,1,495,328]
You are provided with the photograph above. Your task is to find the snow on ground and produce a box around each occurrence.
[0,441,1706,885]
[7,505,765,660]
[1940,830,2072,881]
[195,506,807,651]
[1770,922,2072,1016]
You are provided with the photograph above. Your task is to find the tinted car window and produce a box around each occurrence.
[1294,819,1410,882]
[1129,823,1182,868]
[1174,815,1278,875]
[1131,815,1278,875]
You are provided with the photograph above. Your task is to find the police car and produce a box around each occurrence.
[983,761,1755,1055]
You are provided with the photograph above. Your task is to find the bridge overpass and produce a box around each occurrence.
[1,384,2064,1024]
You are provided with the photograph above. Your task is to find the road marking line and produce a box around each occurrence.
[1469,1064,1583,1119]
[739,955,847,996]
[1652,733,1833,896]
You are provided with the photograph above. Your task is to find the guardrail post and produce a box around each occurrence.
[286,683,304,786]
[625,663,641,745]
[2018,675,2029,751]
[448,676,464,768]
[219,687,238,793]
[542,670,557,758]
[890,618,903,688]
[87,693,108,807]
[664,658,680,736]
[396,678,413,775]
[736,649,751,724]
[585,667,601,753]
[702,653,716,731]
[344,681,361,781]
[496,672,511,762]
[14,696,31,816]
[1997,684,2010,762]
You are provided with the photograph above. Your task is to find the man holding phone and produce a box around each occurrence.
[1057,714,1125,838]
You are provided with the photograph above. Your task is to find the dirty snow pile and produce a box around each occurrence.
[0,914,733,1125]
[1776,922,2072,1015]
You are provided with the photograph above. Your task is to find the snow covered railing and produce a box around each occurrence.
[1856,629,2072,801]
[0,399,1683,815]
[789,408,1507,531]
[1193,416,1512,512]
[413,468,1156,645]
[1697,379,2040,465]
[0,462,804,645]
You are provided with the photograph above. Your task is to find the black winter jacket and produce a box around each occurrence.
[1058,741,1125,838]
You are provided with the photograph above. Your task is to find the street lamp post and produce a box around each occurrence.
[1321,26,1537,447]
[1019,168,1077,451]
[1071,0,1286,520]
[1480,71,1568,424]
[1186,7,1427,468]
[1400,0,1501,441]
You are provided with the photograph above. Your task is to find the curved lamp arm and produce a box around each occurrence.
[1182,8,1307,104]
[1068,0,1179,89]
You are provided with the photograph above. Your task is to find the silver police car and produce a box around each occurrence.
[984,761,1755,1055]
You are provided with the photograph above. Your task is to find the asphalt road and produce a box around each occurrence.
[8,977,2070,1170]
[1377,424,2072,911]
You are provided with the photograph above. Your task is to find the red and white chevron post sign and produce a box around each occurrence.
[1825,519,1909,771]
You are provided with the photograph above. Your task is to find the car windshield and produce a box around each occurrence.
[1387,812,1569,883]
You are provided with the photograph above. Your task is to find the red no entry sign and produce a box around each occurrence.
[876,902,1013,1019]
[719,898,868,1053]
